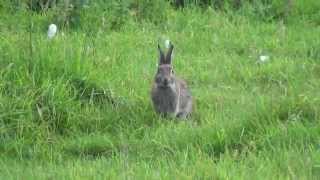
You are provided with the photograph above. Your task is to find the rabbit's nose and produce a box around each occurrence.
[163,78,169,85]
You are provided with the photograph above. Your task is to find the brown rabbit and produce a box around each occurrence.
[151,42,192,119]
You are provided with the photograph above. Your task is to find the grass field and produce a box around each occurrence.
[0,1,320,179]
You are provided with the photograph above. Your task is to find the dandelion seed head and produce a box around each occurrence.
[258,55,269,63]
[165,39,171,49]
[48,24,57,39]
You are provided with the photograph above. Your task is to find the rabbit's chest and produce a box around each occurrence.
[153,89,178,113]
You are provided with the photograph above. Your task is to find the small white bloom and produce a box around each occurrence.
[47,24,57,39]
[165,39,171,49]
[258,55,269,63]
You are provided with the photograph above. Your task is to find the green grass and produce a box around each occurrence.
[0,4,320,179]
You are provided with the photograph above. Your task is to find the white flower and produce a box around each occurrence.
[258,55,269,63]
[165,39,171,49]
[47,24,57,39]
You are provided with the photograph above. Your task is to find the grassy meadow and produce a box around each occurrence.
[0,1,320,179]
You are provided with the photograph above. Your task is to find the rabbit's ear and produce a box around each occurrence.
[158,44,165,65]
[165,43,174,64]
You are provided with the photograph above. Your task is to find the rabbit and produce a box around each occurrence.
[151,42,192,119]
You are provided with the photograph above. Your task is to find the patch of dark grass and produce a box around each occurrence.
[0,96,34,138]
[307,46,320,60]
[63,134,125,158]
[65,144,116,158]
[32,86,72,135]
[274,96,318,123]
[70,78,120,107]
[0,137,36,160]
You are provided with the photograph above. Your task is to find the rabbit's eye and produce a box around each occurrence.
[155,76,161,83]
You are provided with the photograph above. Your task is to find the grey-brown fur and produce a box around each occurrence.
[151,42,192,119]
